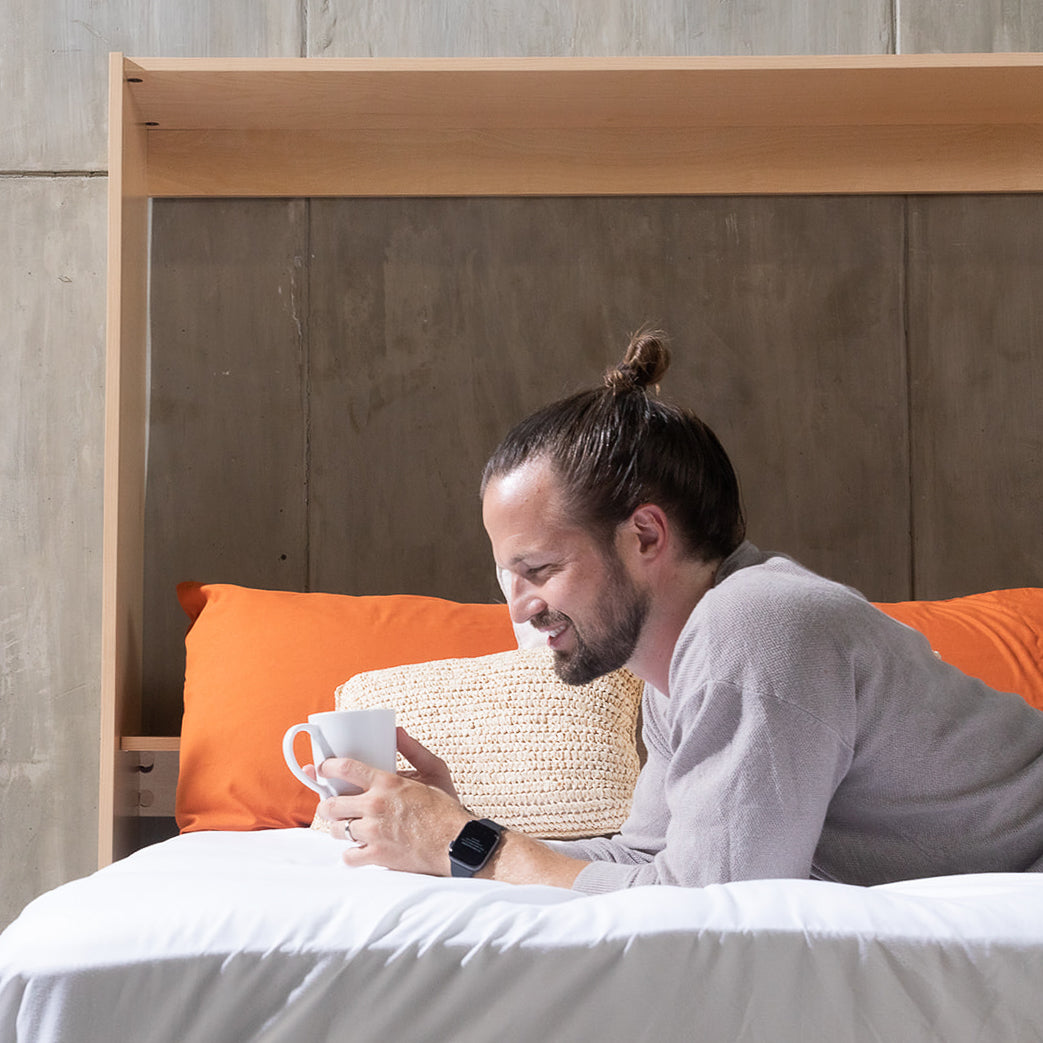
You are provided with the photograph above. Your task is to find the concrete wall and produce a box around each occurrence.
[3,1,1042,930]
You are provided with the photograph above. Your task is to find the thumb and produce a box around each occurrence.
[396,727,444,771]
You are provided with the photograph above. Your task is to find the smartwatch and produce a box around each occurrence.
[448,818,504,878]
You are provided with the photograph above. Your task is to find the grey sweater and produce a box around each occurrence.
[552,543,1043,893]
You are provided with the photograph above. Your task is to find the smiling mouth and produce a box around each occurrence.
[531,612,571,647]
[538,621,570,649]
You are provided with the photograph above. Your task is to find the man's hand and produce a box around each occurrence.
[311,727,590,888]
[316,752,470,875]
[301,728,454,796]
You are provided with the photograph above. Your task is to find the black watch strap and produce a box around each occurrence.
[448,818,504,878]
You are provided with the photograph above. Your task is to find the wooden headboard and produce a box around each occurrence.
[102,52,1043,865]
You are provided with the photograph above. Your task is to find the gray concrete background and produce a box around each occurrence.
[3,1,1043,929]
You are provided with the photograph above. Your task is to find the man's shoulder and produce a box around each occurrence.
[706,544,869,627]
[671,544,881,688]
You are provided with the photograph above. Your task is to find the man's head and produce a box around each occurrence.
[482,457,651,684]
[481,329,745,683]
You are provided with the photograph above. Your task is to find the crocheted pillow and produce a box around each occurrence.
[313,648,644,839]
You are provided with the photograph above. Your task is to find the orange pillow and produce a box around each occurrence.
[175,583,516,832]
[874,588,1043,711]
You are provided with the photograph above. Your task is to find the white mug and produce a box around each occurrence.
[282,708,396,797]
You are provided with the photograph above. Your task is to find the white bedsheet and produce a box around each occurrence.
[2,829,1042,1042]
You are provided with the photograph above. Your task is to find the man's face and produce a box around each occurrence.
[482,459,649,685]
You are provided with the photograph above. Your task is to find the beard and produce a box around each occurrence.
[532,556,650,686]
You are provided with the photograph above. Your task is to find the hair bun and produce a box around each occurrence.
[603,327,671,392]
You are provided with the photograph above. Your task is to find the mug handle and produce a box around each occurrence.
[282,723,335,797]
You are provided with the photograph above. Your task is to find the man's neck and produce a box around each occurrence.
[627,557,719,697]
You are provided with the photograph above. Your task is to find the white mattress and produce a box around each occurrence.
[2,829,1043,1042]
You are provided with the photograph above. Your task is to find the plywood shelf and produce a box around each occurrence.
[123,54,1043,197]
[120,736,181,752]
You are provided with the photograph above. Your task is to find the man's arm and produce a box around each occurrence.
[313,745,588,889]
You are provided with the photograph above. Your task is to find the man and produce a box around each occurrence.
[316,330,1043,890]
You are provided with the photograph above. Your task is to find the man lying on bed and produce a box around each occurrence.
[313,329,1043,891]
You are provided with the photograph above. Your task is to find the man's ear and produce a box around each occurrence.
[620,504,670,561]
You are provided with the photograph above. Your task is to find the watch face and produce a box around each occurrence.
[451,819,500,869]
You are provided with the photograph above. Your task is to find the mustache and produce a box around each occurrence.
[530,610,571,630]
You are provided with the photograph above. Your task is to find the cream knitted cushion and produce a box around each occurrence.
[313,647,643,839]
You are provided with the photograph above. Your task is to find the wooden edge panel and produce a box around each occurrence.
[120,736,182,752]
[123,55,1043,133]
[99,54,151,867]
[145,124,1043,197]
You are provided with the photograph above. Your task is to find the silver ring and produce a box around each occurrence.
[344,819,355,842]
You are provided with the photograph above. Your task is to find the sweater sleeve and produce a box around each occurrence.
[554,679,853,892]
[544,690,672,879]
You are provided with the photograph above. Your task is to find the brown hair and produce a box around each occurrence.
[481,329,745,562]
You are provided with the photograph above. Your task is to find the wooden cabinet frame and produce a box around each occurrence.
[100,51,1043,864]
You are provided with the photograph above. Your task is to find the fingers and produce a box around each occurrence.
[311,761,371,840]
[313,758,391,848]
[342,817,361,845]
[314,793,366,846]
[317,755,378,790]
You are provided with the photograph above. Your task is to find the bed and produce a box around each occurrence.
[3,582,1043,1041]
[4,830,1043,1042]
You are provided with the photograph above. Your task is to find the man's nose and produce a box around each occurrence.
[506,575,545,625]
